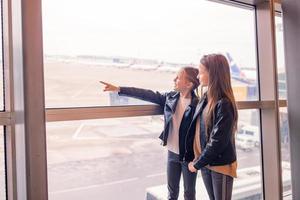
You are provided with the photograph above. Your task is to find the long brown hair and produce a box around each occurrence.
[182,66,200,94]
[200,54,238,134]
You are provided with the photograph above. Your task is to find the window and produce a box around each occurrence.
[233,110,263,199]
[46,110,263,199]
[275,15,287,100]
[0,127,6,199]
[275,15,292,199]
[279,107,291,199]
[0,1,5,195]
[47,116,165,200]
[0,2,4,111]
[43,0,258,108]
[43,0,263,199]
[40,0,275,199]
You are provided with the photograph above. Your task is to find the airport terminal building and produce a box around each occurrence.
[0,0,300,199]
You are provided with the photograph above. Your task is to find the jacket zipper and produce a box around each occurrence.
[183,107,196,161]
[162,114,173,145]
[183,98,206,161]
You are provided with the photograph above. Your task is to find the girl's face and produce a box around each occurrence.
[198,64,209,86]
[173,70,192,92]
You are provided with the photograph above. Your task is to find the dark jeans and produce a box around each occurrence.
[201,167,233,200]
[167,151,197,200]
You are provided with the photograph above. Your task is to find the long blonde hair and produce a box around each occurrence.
[200,54,238,134]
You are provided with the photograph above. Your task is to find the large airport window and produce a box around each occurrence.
[42,0,258,108]
[0,3,4,111]
[0,127,6,200]
[46,109,263,200]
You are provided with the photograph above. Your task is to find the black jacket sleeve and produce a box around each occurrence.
[118,87,167,107]
[193,99,234,170]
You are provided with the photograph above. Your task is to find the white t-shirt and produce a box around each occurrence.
[167,96,191,154]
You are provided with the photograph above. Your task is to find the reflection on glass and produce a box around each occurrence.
[43,0,258,108]
[275,15,292,199]
[0,5,4,110]
[0,127,6,199]
[279,107,292,199]
[275,16,287,100]
[47,110,263,200]
[235,110,263,199]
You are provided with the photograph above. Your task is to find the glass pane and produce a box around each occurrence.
[275,15,292,199]
[0,1,4,111]
[47,110,263,199]
[275,16,287,100]
[0,127,6,199]
[234,110,263,199]
[280,108,292,199]
[43,0,258,108]
[47,116,166,200]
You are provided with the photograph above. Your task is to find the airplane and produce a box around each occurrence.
[129,64,159,71]
[156,63,182,73]
[156,53,257,85]
[225,52,256,84]
[70,53,257,84]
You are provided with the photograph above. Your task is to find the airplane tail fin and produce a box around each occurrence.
[225,52,247,82]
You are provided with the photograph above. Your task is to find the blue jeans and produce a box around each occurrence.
[167,151,197,200]
[201,167,233,200]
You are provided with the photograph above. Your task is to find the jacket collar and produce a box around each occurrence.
[167,91,199,113]
[192,93,208,122]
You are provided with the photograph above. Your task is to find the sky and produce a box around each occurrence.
[41,0,284,68]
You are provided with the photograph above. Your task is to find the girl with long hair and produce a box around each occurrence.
[101,66,200,200]
[188,54,238,200]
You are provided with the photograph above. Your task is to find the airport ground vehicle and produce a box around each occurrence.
[236,125,260,151]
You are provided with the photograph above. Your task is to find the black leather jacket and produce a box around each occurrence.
[118,87,198,162]
[191,94,237,169]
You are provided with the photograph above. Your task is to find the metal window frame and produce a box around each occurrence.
[209,0,282,9]
[2,0,48,199]
[255,0,283,199]
[2,0,23,199]
[44,100,287,122]
[0,99,288,124]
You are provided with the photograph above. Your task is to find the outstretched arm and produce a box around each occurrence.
[100,81,167,107]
